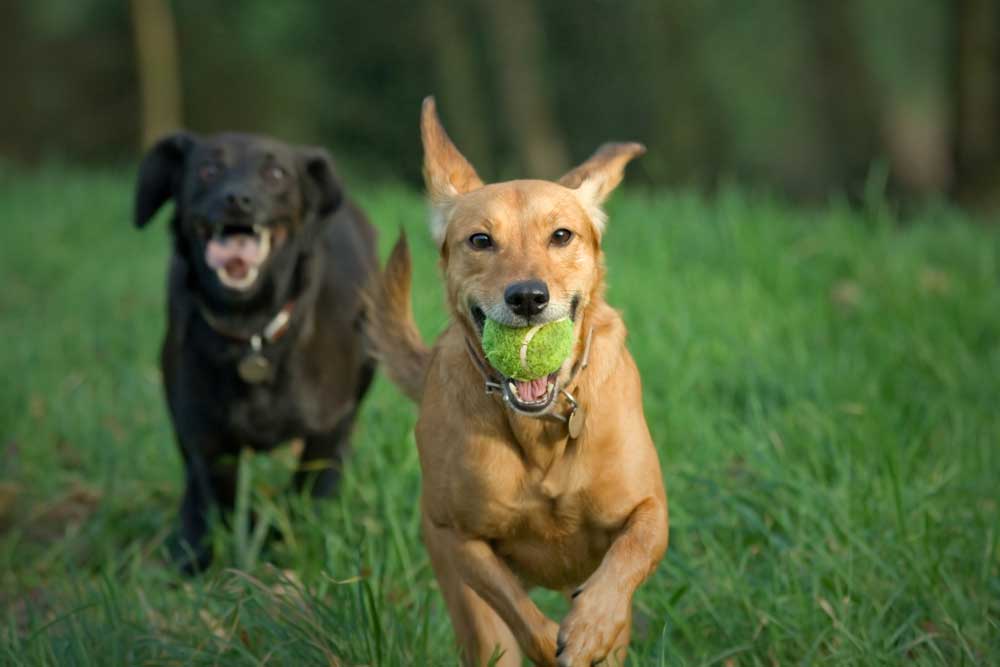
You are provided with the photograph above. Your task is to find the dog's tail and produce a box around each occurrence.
[363,232,430,403]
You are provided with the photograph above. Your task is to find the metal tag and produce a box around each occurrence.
[568,405,586,439]
[237,336,272,384]
[238,352,271,383]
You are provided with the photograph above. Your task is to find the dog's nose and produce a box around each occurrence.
[223,190,254,216]
[504,279,549,317]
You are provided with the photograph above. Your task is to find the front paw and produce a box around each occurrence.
[525,617,561,667]
[168,530,213,575]
[555,585,631,666]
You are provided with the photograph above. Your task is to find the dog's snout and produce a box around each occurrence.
[504,279,549,317]
[223,189,254,216]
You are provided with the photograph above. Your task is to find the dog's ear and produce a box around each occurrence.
[134,132,196,228]
[298,147,343,220]
[421,96,483,245]
[559,142,645,234]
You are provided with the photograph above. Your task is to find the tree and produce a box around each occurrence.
[952,0,1000,207]
[801,0,882,196]
[130,0,183,148]
[425,0,494,175]
[478,0,569,178]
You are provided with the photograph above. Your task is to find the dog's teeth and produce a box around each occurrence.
[509,382,520,399]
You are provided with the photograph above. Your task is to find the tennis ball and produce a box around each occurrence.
[481,317,574,380]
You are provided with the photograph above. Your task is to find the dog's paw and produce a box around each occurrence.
[167,532,213,576]
[555,584,631,666]
[525,617,561,667]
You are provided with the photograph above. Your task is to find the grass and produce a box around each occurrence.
[1,167,998,666]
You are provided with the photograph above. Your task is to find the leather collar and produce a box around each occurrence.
[197,300,296,344]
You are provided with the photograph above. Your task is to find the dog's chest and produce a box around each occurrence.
[498,478,614,588]
[457,467,614,588]
[183,346,345,445]
[228,363,353,440]
[226,382,302,444]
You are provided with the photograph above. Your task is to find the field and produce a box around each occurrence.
[1,168,998,665]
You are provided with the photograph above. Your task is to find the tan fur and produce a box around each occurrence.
[363,233,429,402]
[367,97,668,667]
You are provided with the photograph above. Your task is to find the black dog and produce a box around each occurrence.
[134,132,376,572]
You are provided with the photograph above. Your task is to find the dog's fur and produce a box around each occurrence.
[367,99,668,666]
[135,132,376,572]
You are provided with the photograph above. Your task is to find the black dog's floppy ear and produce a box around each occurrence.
[134,131,196,228]
[298,147,343,219]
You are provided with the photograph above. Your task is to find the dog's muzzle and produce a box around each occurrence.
[467,299,579,416]
[203,223,272,290]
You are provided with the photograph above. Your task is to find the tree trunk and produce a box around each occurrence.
[424,0,494,175]
[801,0,881,195]
[130,0,183,149]
[0,3,32,160]
[629,1,724,187]
[478,0,569,178]
[952,0,1000,207]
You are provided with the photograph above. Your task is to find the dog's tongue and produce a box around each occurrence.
[224,257,249,278]
[515,377,548,402]
[205,234,262,272]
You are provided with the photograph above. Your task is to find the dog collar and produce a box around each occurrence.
[198,300,296,384]
[464,326,593,439]
[197,300,296,344]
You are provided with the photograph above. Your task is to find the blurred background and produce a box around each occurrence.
[0,0,998,209]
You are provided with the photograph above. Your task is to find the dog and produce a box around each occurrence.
[366,98,668,666]
[134,132,377,573]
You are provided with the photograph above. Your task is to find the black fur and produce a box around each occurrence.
[135,132,377,573]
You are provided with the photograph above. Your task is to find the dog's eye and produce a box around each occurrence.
[262,165,287,185]
[199,163,222,183]
[468,233,494,250]
[550,228,573,246]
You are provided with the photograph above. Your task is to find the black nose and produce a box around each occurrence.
[223,190,254,216]
[504,279,549,317]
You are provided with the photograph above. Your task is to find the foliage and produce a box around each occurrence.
[0,0,960,199]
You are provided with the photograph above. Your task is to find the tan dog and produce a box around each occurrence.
[367,98,668,667]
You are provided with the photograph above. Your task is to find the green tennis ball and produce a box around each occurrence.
[481,317,574,381]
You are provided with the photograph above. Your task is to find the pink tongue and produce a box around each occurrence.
[205,235,261,271]
[515,377,549,402]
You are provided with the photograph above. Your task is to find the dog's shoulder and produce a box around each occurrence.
[318,198,377,276]
[584,300,629,385]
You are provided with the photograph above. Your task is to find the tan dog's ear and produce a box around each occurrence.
[421,96,484,245]
[559,142,645,234]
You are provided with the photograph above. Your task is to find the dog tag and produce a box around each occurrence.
[238,336,272,384]
[238,353,271,383]
[567,405,586,439]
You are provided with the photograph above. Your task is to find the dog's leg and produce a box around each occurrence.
[294,412,353,498]
[555,497,667,667]
[173,440,239,574]
[425,519,521,666]
[175,464,213,573]
[423,516,559,666]
[294,359,374,497]
[430,547,523,666]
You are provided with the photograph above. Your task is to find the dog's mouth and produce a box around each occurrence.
[202,223,272,291]
[502,372,560,414]
[471,305,487,333]
[468,304,563,415]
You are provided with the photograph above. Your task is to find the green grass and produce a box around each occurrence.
[1,167,998,665]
